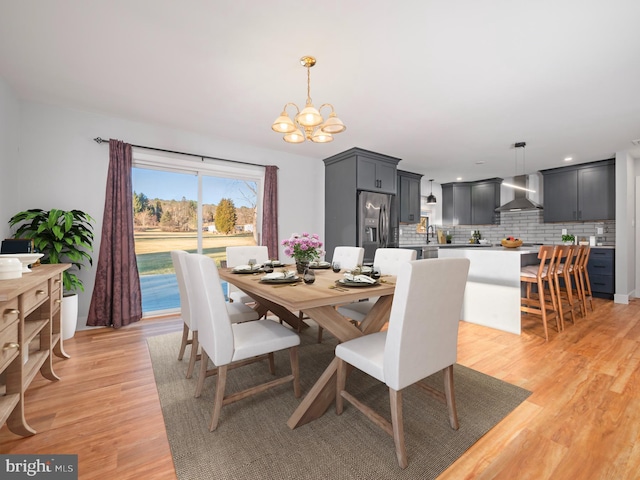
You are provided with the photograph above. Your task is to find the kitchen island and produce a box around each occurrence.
[438,246,539,334]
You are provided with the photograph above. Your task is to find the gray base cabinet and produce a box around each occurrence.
[587,248,615,299]
[541,159,615,222]
[398,170,422,223]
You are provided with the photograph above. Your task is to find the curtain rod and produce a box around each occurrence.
[93,137,269,169]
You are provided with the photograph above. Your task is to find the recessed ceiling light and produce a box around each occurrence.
[564,157,573,162]
[456,177,462,181]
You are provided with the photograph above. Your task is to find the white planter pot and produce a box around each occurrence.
[62,294,79,341]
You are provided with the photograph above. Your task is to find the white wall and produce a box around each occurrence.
[614,152,636,303]
[9,100,324,328]
[0,77,21,239]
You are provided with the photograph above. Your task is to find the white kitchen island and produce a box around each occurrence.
[438,246,539,334]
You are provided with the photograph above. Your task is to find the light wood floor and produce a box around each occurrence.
[1,298,639,479]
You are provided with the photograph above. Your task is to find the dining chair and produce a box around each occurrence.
[335,258,470,469]
[336,248,417,323]
[225,245,270,305]
[172,250,260,379]
[331,246,365,270]
[314,246,365,342]
[185,253,301,431]
[520,245,561,341]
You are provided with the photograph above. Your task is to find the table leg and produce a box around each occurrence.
[287,295,393,429]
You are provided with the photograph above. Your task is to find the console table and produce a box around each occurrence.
[0,263,70,436]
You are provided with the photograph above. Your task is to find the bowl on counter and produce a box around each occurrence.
[501,239,523,248]
[478,239,490,245]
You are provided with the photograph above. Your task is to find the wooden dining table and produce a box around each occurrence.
[218,265,396,429]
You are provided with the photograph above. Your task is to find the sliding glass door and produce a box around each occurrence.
[132,154,261,316]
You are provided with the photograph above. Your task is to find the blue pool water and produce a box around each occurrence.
[139,274,229,314]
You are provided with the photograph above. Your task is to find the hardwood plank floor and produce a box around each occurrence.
[1,297,639,479]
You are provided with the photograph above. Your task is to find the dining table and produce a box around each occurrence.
[218,265,397,429]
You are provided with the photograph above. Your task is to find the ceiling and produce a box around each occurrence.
[1,1,640,183]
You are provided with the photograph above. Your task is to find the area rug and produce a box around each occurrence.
[147,327,531,479]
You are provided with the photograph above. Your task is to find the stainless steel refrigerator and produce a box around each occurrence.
[358,191,398,264]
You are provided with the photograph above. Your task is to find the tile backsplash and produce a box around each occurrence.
[399,210,615,246]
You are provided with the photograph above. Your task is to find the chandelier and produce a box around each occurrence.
[271,56,346,143]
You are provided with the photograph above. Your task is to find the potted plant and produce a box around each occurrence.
[8,209,94,340]
[561,234,575,245]
[281,232,324,273]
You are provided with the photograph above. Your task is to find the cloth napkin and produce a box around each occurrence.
[309,261,330,267]
[263,270,296,280]
[233,264,255,272]
[343,273,376,284]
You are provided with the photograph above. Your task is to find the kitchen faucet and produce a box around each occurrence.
[426,225,436,244]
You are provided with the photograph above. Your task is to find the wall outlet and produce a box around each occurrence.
[399,229,403,235]
[562,228,567,235]
[597,227,603,234]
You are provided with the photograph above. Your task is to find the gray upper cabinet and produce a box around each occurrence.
[355,155,398,194]
[442,183,471,225]
[442,178,502,225]
[541,159,615,222]
[471,178,502,224]
[397,170,422,223]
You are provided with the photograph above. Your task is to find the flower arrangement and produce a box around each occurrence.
[282,232,324,263]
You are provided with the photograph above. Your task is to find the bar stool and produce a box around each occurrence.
[552,245,577,329]
[574,245,594,313]
[567,245,586,318]
[520,245,561,341]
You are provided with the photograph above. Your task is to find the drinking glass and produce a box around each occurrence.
[332,262,341,273]
[303,268,316,284]
[248,258,256,269]
[371,267,381,279]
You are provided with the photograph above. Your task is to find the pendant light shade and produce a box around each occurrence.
[427,179,437,204]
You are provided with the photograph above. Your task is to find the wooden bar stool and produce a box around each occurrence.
[520,245,561,341]
[552,245,577,329]
[575,245,594,313]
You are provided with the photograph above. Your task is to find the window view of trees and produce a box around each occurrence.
[132,167,260,315]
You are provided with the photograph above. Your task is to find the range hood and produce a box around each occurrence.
[495,175,543,212]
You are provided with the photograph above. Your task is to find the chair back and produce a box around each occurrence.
[373,248,417,275]
[532,245,555,278]
[226,245,270,267]
[550,245,570,277]
[332,246,365,270]
[170,250,194,330]
[184,254,234,366]
[383,258,470,391]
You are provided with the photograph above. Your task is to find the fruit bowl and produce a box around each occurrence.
[501,239,523,248]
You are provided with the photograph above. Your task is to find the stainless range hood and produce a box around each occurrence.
[495,175,542,212]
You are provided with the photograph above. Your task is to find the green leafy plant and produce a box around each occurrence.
[8,209,94,292]
[561,234,575,243]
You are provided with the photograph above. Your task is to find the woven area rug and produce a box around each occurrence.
[147,326,531,479]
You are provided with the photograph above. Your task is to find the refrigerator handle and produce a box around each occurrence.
[380,204,387,247]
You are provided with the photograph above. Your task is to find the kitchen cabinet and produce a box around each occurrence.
[587,248,615,299]
[397,170,422,223]
[471,178,502,225]
[443,178,502,225]
[442,183,471,225]
[0,264,70,436]
[324,148,401,258]
[541,159,615,222]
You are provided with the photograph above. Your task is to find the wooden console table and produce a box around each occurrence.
[0,263,70,436]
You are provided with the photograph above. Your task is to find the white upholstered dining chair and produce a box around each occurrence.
[337,248,417,323]
[225,245,270,305]
[331,246,365,270]
[171,250,260,379]
[335,258,470,469]
[185,253,301,431]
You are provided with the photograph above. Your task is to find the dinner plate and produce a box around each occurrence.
[231,267,263,274]
[309,263,331,269]
[260,276,301,284]
[336,279,379,288]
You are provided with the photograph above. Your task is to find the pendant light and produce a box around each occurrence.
[427,179,437,204]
